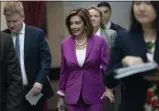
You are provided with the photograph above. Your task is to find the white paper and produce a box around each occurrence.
[25,88,43,105]
[114,61,158,79]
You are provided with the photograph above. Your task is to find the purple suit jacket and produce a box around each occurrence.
[58,34,110,104]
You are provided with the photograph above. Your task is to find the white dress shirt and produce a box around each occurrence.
[12,23,28,85]
[96,28,101,36]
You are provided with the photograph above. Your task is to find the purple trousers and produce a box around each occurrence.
[67,94,104,111]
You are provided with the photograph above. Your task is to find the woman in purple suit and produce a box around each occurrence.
[57,8,114,111]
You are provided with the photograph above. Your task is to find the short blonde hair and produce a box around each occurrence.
[3,2,24,17]
[88,6,106,29]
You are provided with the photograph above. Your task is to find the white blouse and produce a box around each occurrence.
[76,48,86,67]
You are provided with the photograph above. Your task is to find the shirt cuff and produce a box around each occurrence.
[105,87,115,92]
[100,65,103,69]
[57,90,65,96]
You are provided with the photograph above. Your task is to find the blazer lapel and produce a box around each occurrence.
[100,28,111,48]
[24,25,30,60]
[154,35,159,64]
[70,36,79,66]
[85,36,94,63]
[71,35,94,66]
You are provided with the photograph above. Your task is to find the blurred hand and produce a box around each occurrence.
[32,82,43,96]
[57,97,65,111]
[101,88,115,103]
[122,56,144,66]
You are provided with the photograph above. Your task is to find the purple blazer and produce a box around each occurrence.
[58,34,110,104]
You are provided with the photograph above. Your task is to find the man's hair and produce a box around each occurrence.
[97,1,112,11]
[3,2,24,17]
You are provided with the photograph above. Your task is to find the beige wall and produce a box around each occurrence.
[46,2,65,67]
[1,2,7,31]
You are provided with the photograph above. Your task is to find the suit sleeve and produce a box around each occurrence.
[5,35,22,111]
[103,31,126,88]
[100,38,110,72]
[57,43,68,96]
[36,30,51,84]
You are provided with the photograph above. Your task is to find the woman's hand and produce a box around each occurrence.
[122,56,144,66]
[57,96,65,111]
[101,88,115,103]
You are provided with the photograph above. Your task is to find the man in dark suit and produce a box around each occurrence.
[97,1,127,33]
[3,2,53,111]
[0,31,22,111]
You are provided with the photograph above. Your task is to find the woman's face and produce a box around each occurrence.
[70,15,85,36]
[89,9,101,28]
[133,1,157,25]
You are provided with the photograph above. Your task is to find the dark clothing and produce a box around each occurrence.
[110,22,127,33]
[109,22,127,111]
[0,32,22,111]
[103,31,156,111]
[3,25,53,111]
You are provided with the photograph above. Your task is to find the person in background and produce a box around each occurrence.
[88,6,117,49]
[88,6,116,111]
[0,31,22,111]
[97,2,127,110]
[97,1,127,32]
[57,8,114,111]
[3,2,53,111]
[103,1,159,111]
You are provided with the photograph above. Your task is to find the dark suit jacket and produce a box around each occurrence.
[0,32,22,111]
[110,22,127,33]
[3,25,53,98]
[103,31,159,111]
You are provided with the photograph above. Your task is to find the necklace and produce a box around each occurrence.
[75,37,87,46]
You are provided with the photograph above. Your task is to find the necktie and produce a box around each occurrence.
[15,35,20,62]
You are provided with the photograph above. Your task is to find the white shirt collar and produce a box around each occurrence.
[20,22,25,34]
[95,27,101,36]
[106,20,111,29]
